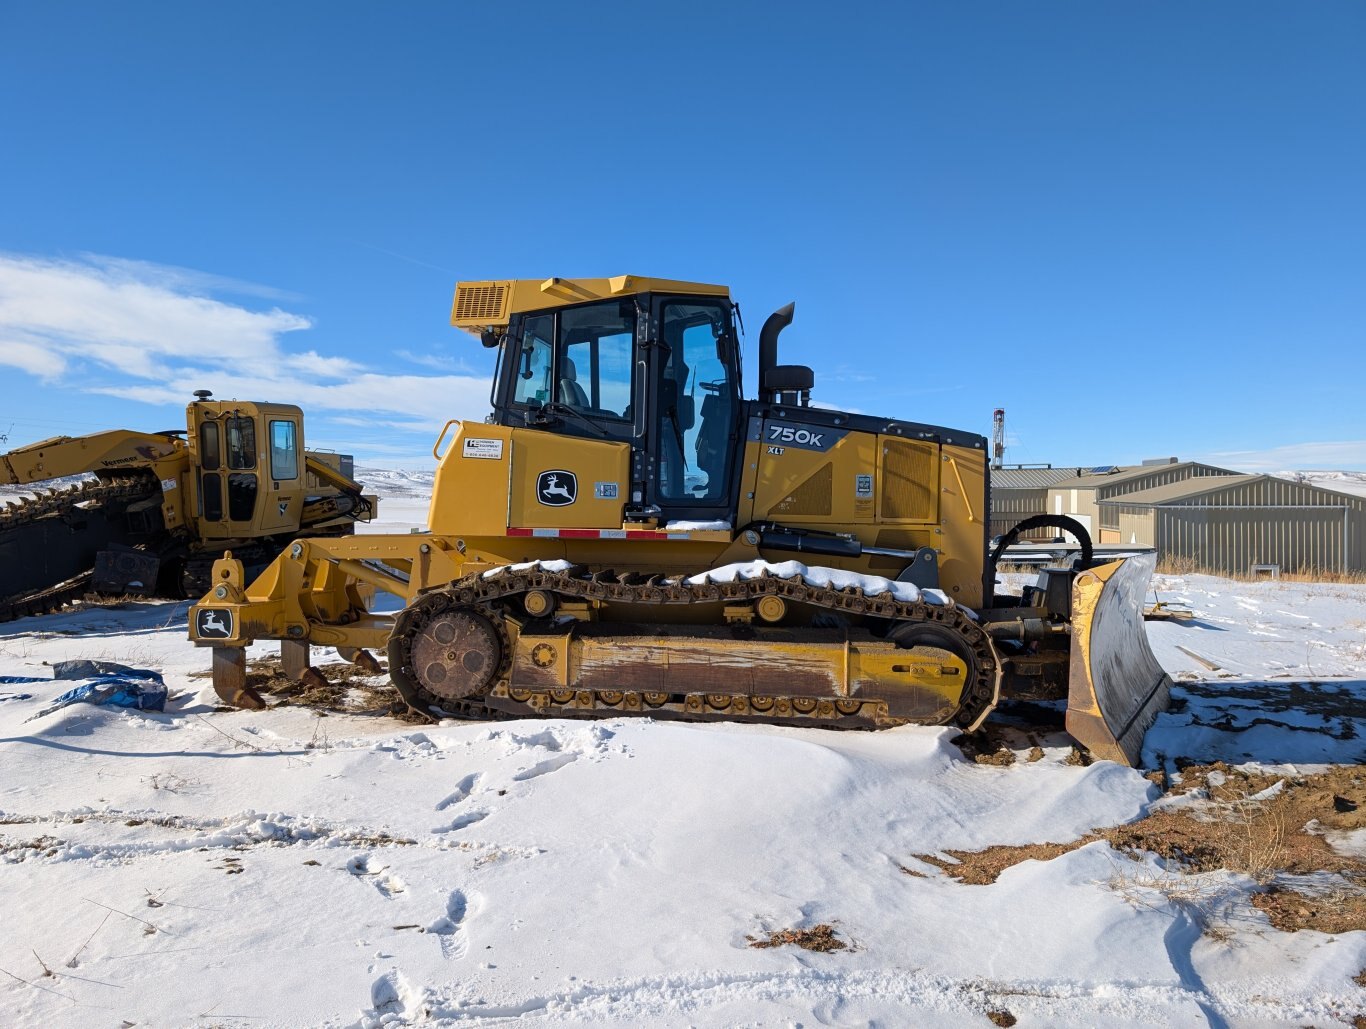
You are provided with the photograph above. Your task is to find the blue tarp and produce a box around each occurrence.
[12,661,168,720]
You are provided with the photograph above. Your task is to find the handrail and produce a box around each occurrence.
[432,420,460,460]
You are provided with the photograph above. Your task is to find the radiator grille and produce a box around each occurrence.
[881,440,936,521]
[453,283,508,322]
[772,463,833,517]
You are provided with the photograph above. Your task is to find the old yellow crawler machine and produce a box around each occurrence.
[191,276,1171,765]
[1,393,375,621]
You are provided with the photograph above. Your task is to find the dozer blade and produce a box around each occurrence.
[1065,554,1172,767]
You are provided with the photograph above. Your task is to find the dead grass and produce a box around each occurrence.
[746,924,847,952]
[1155,556,1366,584]
[987,1011,1017,1028]
[908,764,1366,934]
[1252,882,1366,935]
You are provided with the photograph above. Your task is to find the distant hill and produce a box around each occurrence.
[1280,470,1366,499]
[354,467,435,500]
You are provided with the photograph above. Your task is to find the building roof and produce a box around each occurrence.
[1051,461,1241,491]
[1100,473,1366,508]
[990,467,1086,489]
[1097,474,1262,506]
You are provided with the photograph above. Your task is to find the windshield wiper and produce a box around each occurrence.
[541,402,610,439]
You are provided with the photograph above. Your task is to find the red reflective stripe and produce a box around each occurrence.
[505,527,674,540]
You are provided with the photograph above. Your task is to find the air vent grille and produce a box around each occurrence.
[773,463,833,517]
[454,283,508,322]
[881,440,936,521]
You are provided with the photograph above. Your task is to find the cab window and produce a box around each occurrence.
[557,301,634,420]
[225,416,257,470]
[269,420,298,480]
[512,315,554,406]
[199,422,221,471]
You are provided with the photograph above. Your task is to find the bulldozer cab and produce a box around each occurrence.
[189,398,306,539]
[481,282,742,524]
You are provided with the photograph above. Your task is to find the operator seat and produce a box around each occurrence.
[558,355,589,408]
[694,391,729,498]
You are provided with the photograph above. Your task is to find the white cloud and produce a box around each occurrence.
[395,349,475,373]
[0,251,498,429]
[281,350,367,379]
[80,254,306,302]
[0,252,310,377]
[0,335,67,380]
[1199,440,1366,472]
[88,371,492,425]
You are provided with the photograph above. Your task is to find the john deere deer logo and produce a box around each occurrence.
[536,470,577,506]
[195,608,233,639]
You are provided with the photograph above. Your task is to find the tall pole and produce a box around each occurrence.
[992,408,1005,470]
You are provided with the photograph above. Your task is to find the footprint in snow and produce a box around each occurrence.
[428,889,469,959]
[436,772,481,811]
[348,855,406,898]
[512,752,578,782]
[509,728,563,751]
[438,810,488,833]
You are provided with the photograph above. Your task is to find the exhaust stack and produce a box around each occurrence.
[758,303,814,406]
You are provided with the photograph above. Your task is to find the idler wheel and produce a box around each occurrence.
[409,608,501,701]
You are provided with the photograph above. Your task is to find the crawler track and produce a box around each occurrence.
[0,474,161,623]
[387,564,1002,732]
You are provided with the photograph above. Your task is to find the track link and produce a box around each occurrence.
[387,564,1002,731]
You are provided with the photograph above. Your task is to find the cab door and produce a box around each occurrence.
[257,415,301,532]
[647,296,741,524]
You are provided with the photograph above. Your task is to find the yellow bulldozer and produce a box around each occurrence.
[1,392,376,622]
[190,276,1170,765]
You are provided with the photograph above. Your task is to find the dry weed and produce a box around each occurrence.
[746,924,847,952]
[1154,556,1366,584]
[908,764,1365,934]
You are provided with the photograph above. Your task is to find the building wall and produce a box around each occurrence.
[989,488,1056,539]
[1043,487,1100,537]
[1153,506,1358,574]
[1109,478,1366,573]
[1116,507,1156,548]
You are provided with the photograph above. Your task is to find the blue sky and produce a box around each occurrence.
[2,2,1363,471]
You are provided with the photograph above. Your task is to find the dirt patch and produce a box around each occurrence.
[1251,885,1366,935]
[909,764,1366,933]
[746,924,847,952]
[987,1011,1017,1028]
[915,841,1081,885]
[215,656,428,723]
[952,728,1018,766]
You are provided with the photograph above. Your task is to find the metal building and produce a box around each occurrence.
[1099,474,1366,574]
[989,467,1084,540]
[1044,461,1239,543]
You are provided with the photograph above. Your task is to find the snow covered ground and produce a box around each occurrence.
[0,507,1364,1026]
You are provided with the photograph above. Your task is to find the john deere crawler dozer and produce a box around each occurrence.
[1,393,375,621]
[191,276,1170,764]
